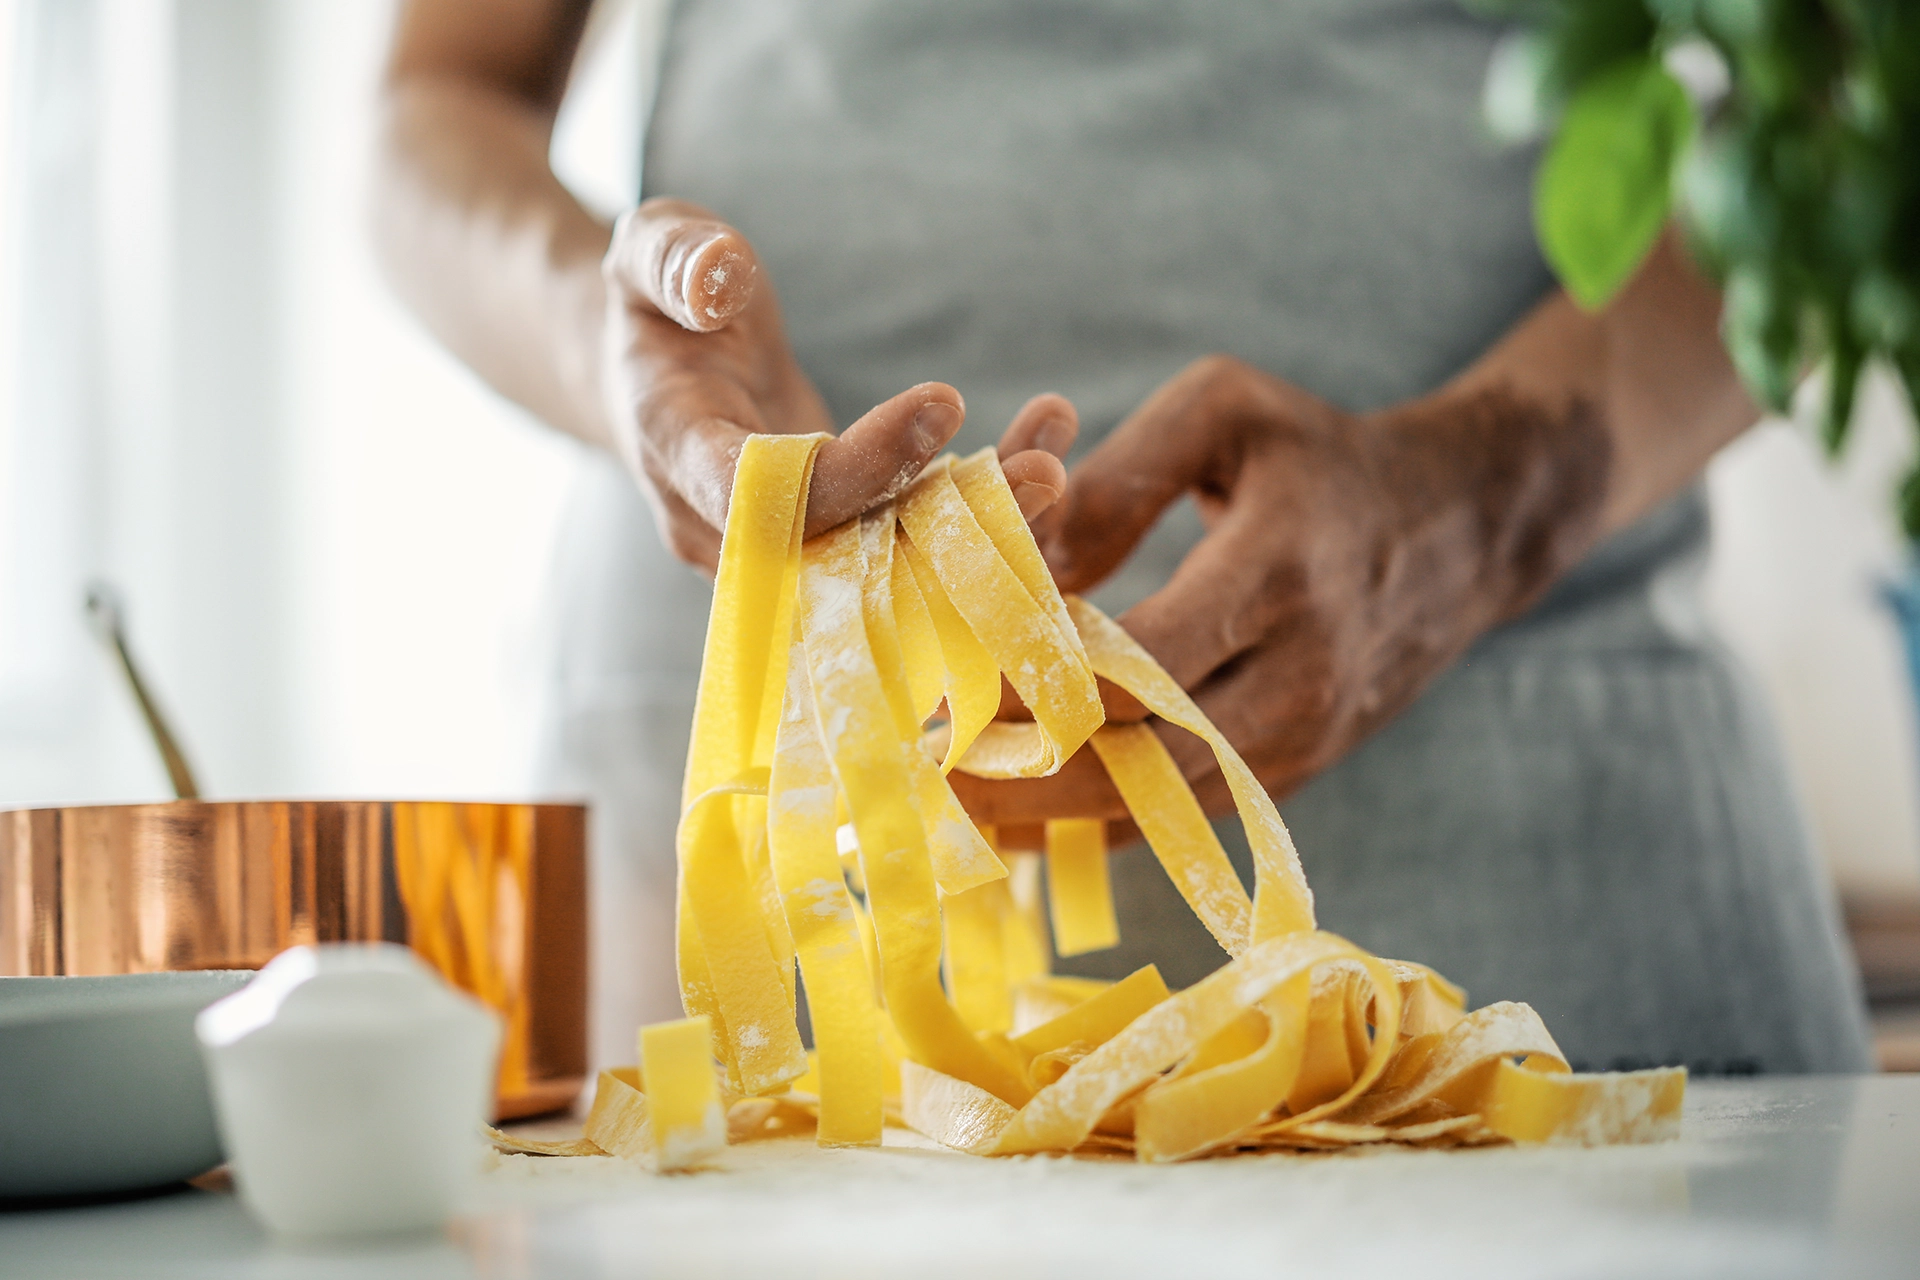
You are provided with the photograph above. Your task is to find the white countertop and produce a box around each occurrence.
[4,1076,1915,1280]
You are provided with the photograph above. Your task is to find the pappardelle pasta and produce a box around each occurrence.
[494,432,1682,1170]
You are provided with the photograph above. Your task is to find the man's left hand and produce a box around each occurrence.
[950,353,1610,829]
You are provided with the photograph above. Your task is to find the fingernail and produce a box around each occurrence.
[698,242,749,310]
[1011,480,1056,519]
[913,401,961,452]
[680,235,734,319]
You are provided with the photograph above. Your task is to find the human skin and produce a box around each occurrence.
[374,0,1757,835]
[958,232,1756,841]
[373,0,1071,570]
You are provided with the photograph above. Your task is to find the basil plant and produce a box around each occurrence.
[1475,0,1920,531]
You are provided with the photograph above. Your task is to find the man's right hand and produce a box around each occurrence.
[602,199,1072,571]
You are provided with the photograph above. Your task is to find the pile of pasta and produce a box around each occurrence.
[497,433,1684,1169]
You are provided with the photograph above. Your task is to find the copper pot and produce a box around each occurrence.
[0,800,587,1121]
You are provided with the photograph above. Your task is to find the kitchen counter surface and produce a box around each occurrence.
[3,1075,1914,1280]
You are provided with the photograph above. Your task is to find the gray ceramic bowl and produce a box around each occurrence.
[0,970,253,1199]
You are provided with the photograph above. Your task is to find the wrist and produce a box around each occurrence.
[1365,384,1612,628]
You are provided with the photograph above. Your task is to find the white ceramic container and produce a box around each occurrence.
[195,944,500,1240]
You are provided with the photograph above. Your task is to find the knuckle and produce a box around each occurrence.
[1191,353,1245,387]
[664,520,708,565]
[1190,355,1279,431]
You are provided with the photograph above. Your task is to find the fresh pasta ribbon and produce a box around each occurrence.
[1044,818,1118,956]
[636,431,1682,1169]
[1067,598,1314,941]
[898,534,1000,772]
[641,1015,729,1170]
[767,640,887,1146]
[1089,723,1252,956]
[897,453,1102,778]
[1000,850,1053,987]
[799,518,1031,1106]
[1131,979,1311,1162]
[1479,1058,1686,1145]
[942,878,1016,1034]
[1010,964,1171,1062]
[856,511,1006,896]
[675,433,822,1094]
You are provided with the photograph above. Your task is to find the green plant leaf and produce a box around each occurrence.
[1535,57,1698,310]
[1900,463,1920,543]
[1722,265,1800,413]
[1820,326,1863,458]
[1677,122,1777,270]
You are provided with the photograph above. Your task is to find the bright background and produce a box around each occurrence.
[1,0,1916,917]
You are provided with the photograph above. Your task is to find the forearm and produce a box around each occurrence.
[1398,232,1758,623]
[373,72,613,451]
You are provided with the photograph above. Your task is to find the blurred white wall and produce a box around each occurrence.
[1705,373,1920,902]
[0,0,1915,908]
[273,0,592,800]
[272,0,663,800]
[0,0,654,806]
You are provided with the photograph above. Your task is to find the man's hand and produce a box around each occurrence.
[954,353,1611,827]
[602,199,1072,570]
[376,4,1069,570]
[956,236,1754,833]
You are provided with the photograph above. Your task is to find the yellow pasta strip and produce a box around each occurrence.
[1044,818,1118,956]
[640,1015,728,1171]
[1341,1001,1568,1128]
[900,1060,1019,1157]
[1002,851,1053,983]
[1389,960,1469,1039]
[633,432,1685,1163]
[767,640,886,1147]
[1011,978,1111,1037]
[899,457,1101,777]
[1478,1059,1686,1145]
[675,434,820,1093]
[905,931,1401,1156]
[888,533,947,726]
[673,881,728,1079]
[481,1126,604,1158]
[678,782,804,1094]
[583,1066,651,1160]
[993,933,1392,1154]
[1025,1046,1087,1088]
[847,887,887,1011]
[1133,976,1311,1162]
[950,449,1088,663]
[1068,597,1314,940]
[1285,969,1363,1116]
[1011,964,1170,1060]
[1089,723,1252,956]
[942,879,1015,1033]
[1030,974,1110,1003]
[859,510,1005,895]
[736,801,797,1011]
[800,520,1030,1106]
[1179,1008,1271,1077]
[898,534,1001,773]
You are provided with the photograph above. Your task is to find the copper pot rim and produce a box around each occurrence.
[1,798,589,818]
[3,795,592,1122]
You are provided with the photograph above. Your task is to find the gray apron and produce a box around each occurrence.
[537,0,1872,1074]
